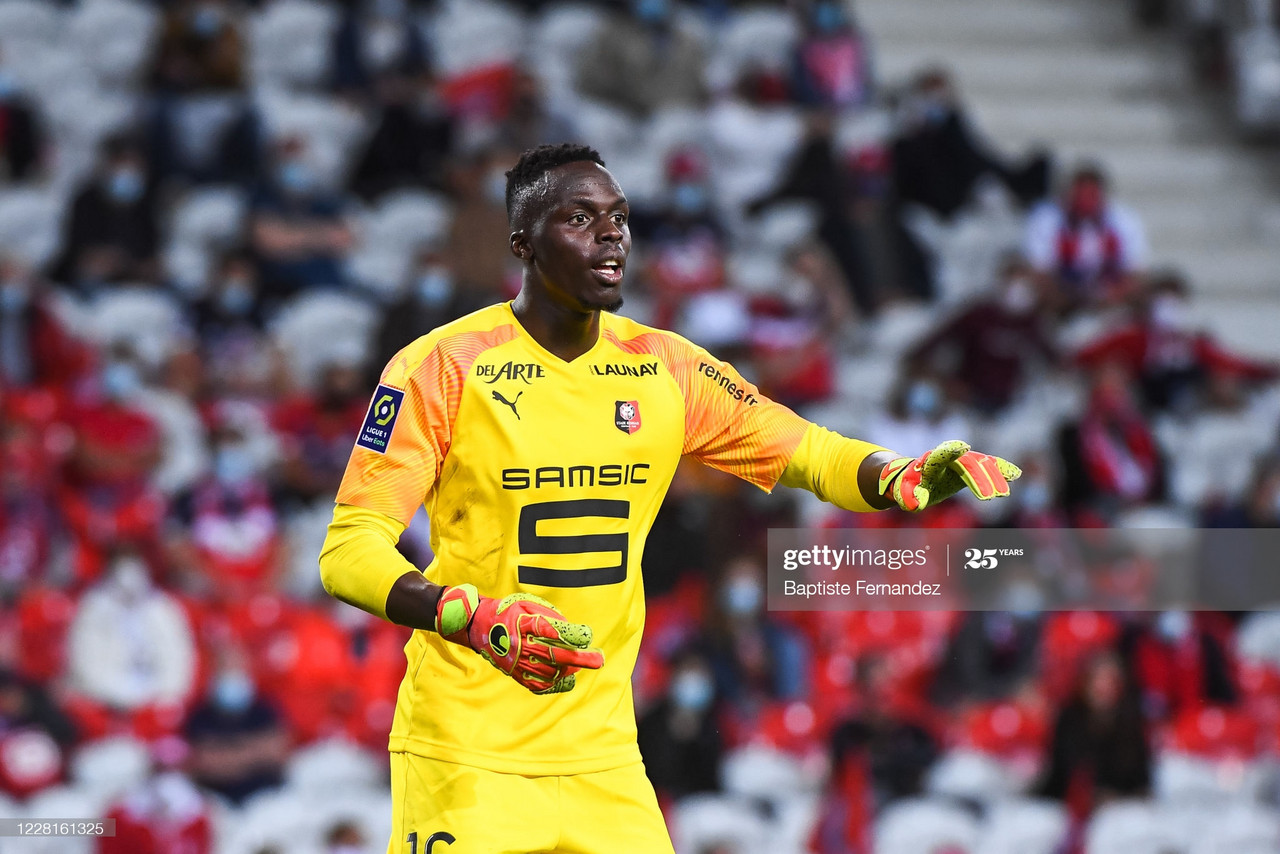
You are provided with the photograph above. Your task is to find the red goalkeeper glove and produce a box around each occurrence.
[434,583,605,694]
[879,439,1022,512]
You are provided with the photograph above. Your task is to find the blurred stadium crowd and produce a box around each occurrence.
[1,0,1280,852]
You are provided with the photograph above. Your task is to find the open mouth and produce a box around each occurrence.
[591,259,624,285]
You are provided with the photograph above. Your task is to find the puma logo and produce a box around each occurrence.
[492,390,522,420]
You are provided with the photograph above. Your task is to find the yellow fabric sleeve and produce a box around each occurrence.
[319,503,422,621]
[777,423,893,512]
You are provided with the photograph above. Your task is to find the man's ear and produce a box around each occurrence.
[510,231,532,262]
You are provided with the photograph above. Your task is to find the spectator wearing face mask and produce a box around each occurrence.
[183,652,288,805]
[1024,165,1148,309]
[54,136,160,290]
[349,70,455,202]
[636,652,723,800]
[707,556,809,703]
[250,137,354,298]
[906,259,1058,413]
[1075,273,1278,414]
[168,422,281,596]
[864,374,973,460]
[151,0,245,94]
[330,0,429,100]
[790,0,874,109]
[65,553,198,728]
[367,250,490,388]
[61,355,168,581]
[575,0,708,117]
[891,68,1050,221]
[0,58,45,182]
[631,149,728,328]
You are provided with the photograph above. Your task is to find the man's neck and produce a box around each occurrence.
[511,288,600,363]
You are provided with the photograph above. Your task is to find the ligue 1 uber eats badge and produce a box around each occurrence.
[615,400,641,434]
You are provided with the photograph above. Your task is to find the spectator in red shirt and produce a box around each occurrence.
[273,357,369,506]
[0,255,91,393]
[0,417,60,591]
[61,356,167,578]
[99,769,214,854]
[1076,273,1278,413]
[907,258,1057,413]
[1059,361,1166,515]
[791,1,874,109]
[1024,164,1147,310]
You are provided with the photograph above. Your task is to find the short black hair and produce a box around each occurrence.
[505,143,605,229]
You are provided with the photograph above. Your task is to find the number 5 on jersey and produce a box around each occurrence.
[518,499,629,588]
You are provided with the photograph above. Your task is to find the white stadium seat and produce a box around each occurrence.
[925,749,1015,804]
[248,0,340,89]
[1085,800,1183,854]
[0,188,65,269]
[69,737,151,803]
[88,287,192,370]
[68,0,159,87]
[284,738,385,794]
[980,797,1070,854]
[875,797,981,854]
[426,0,526,77]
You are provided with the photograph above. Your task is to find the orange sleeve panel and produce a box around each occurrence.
[336,324,516,526]
[606,328,810,490]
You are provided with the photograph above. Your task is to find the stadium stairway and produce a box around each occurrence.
[855,0,1280,359]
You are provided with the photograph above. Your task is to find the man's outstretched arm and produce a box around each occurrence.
[778,425,1021,512]
[319,504,603,694]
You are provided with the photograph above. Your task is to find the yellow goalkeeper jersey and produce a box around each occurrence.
[335,302,809,775]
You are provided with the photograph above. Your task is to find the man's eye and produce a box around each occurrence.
[612,214,627,225]
[571,213,588,223]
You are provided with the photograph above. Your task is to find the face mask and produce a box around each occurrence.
[1150,296,1192,332]
[905,381,941,419]
[279,161,315,194]
[484,169,508,206]
[416,268,454,308]
[213,671,255,714]
[1001,279,1036,315]
[372,0,406,18]
[110,557,151,599]
[102,361,141,400]
[218,280,255,316]
[672,182,708,216]
[190,4,226,37]
[633,0,670,24]
[723,578,762,616]
[1004,580,1044,618]
[1157,610,1191,642]
[1019,479,1051,514]
[214,445,256,486]
[670,671,713,712]
[813,2,844,33]
[0,280,29,312]
[107,168,144,204]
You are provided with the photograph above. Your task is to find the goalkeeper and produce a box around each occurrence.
[319,143,1019,854]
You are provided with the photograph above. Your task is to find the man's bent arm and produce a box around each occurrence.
[778,424,899,511]
[319,504,443,629]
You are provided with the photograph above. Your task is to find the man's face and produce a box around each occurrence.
[518,162,631,314]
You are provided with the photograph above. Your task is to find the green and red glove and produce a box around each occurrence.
[879,439,1022,512]
[434,583,604,694]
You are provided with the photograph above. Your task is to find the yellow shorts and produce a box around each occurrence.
[387,752,675,854]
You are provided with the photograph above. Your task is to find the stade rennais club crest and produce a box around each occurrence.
[614,400,641,434]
